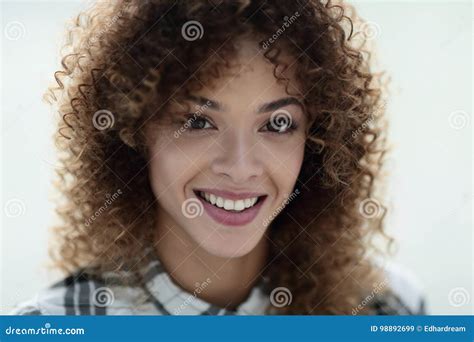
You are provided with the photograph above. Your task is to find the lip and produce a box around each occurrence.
[193,190,267,227]
[194,188,266,200]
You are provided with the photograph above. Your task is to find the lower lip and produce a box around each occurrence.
[194,193,267,227]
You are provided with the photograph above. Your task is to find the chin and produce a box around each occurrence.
[191,231,263,259]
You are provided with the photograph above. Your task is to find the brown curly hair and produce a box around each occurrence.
[47,0,392,314]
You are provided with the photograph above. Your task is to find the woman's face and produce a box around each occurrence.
[146,40,307,258]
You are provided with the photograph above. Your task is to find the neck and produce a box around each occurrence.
[153,213,269,309]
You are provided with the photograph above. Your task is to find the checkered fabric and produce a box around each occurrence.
[10,251,425,316]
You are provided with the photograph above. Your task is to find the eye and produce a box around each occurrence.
[260,119,298,134]
[183,114,216,131]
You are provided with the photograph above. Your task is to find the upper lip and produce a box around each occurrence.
[194,188,267,200]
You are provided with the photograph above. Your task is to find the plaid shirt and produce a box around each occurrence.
[10,252,425,316]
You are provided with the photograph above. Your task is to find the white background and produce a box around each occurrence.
[1,0,472,314]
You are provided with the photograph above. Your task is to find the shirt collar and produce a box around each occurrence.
[139,250,271,315]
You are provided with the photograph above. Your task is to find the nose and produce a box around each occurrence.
[210,130,264,184]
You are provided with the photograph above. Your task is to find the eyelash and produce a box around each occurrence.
[181,114,299,135]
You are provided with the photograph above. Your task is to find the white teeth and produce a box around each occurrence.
[198,191,261,212]
[234,200,245,211]
[224,199,233,210]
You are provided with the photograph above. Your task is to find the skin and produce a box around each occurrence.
[145,39,307,308]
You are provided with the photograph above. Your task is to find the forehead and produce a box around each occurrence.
[193,39,303,111]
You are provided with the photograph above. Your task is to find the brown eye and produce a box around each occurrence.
[190,117,212,129]
[261,120,298,134]
[183,114,216,131]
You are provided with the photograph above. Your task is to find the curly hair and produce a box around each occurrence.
[47,0,392,314]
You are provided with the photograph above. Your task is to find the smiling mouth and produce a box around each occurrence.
[192,189,268,226]
[193,190,267,213]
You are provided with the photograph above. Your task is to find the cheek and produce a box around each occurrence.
[262,135,306,190]
[147,129,185,199]
[146,128,209,198]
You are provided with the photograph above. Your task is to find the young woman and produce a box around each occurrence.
[13,0,425,315]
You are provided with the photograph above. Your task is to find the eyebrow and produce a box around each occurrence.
[257,97,304,113]
[188,95,223,111]
[188,96,304,114]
